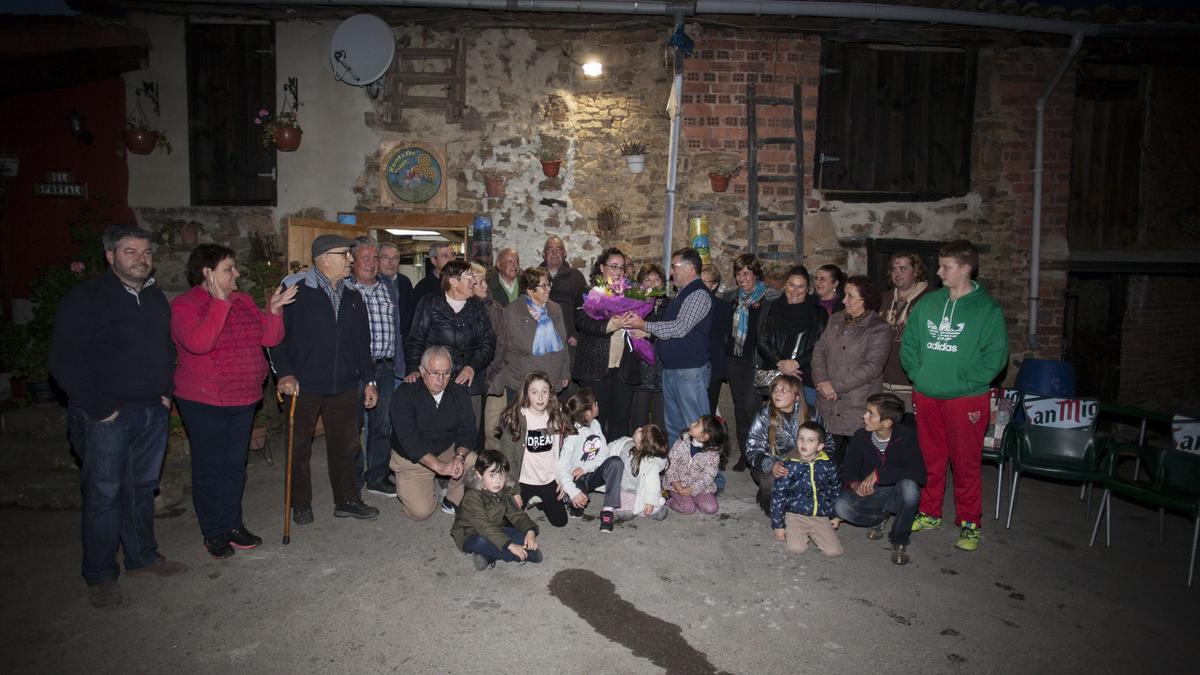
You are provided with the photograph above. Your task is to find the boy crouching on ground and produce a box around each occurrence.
[835,393,927,565]
[451,449,542,570]
[771,421,844,557]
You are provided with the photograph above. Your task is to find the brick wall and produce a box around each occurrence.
[971,46,1078,364]
[679,32,1079,378]
[678,29,820,268]
[1119,276,1200,410]
[1115,64,1200,410]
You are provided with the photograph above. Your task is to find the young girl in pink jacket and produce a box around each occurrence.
[665,415,728,515]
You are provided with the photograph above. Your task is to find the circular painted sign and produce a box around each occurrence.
[383,146,442,204]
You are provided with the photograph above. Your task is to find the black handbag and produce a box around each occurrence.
[753,332,803,391]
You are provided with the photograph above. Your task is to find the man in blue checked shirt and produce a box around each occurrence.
[348,236,399,497]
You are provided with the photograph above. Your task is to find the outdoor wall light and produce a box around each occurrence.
[581,60,603,77]
[67,109,94,144]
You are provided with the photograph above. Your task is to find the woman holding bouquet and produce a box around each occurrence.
[574,247,631,438]
[618,263,669,435]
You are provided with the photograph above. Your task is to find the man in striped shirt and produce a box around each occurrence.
[348,236,399,497]
[622,247,714,443]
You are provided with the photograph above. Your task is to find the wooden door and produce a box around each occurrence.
[285,217,368,272]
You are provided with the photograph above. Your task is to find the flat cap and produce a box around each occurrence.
[311,234,353,259]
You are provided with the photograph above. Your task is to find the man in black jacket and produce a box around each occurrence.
[273,235,379,525]
[389,346,477,521]
[51,224,186,608]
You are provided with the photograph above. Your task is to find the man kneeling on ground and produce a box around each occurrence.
[390,346,477,520]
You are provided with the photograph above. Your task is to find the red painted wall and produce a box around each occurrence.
[0,77,134,307]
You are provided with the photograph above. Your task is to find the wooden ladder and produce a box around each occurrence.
[382,38,466,124]
[745,82,805,263]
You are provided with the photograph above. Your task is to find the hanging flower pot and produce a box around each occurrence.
[273,126,303,152]
[625,154,646,174]
[483,174,505,198]
[123,128,160,155]
[708,165,740,193]
[708,173,731,192]
[540,159,562,177]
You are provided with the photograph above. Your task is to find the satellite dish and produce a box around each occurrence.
[330,14,395,90]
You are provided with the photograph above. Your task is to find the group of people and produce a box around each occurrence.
[50,223,1006,606]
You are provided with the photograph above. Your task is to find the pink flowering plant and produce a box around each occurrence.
[581,274,666,364]
[255,76,302,147]
[0,210,103,382]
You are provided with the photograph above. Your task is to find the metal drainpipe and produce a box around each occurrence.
[663,11,685,275]
[1028,32,1083,353]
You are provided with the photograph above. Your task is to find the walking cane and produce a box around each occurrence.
[281,392,297,545]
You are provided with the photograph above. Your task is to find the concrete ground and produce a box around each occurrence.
[1,438,1194,674]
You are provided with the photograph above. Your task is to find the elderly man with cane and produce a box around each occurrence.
[272,234,380,527]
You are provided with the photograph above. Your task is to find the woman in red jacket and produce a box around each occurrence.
[172,244,296,559]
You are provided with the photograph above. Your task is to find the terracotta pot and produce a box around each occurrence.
[274,126,303,152]
[123,129,159,155]
[540,159,562,177]
[483,175,505,198]
[709,173,731,192]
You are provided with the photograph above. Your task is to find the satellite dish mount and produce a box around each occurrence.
[330,14,395,99]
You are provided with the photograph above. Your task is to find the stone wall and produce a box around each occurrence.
[120,16,1089,378]
[353,25,676,272]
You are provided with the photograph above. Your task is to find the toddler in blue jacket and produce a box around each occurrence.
[771,421,843,557]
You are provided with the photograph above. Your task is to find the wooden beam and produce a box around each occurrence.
[347,211,476,230]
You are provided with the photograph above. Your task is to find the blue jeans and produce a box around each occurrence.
[67,402,169,585]
[662,364,711,444]
[176,399,255,538]
[356,361,395,487]
[461,527,538,564]
[834,479,921,546]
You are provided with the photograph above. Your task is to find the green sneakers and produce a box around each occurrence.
[955,522,981,551]
[911,513,942,532]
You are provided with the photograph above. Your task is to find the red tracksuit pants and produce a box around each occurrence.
[913,390,991,526]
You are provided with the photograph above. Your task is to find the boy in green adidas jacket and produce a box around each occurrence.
[900,240,1007,552]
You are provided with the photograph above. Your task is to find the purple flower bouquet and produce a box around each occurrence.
[581,280,664,365]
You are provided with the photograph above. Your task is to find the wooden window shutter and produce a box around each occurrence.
[816,42,975,200]
[187,23,277,206]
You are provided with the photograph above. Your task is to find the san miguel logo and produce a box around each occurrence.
[1023,396,1099,429]
[926,316,964,352]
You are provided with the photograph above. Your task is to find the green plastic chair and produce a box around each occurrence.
[1005,422,1113,529]
[981,423,1018,520]
[981,390,1022,520]
[1091,447,1200,586]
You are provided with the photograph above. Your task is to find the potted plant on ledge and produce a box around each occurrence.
[257,76,303,152]
[538,138,567,177]
[708,164,741,192]
[123,81,172,156]
[480,168,506,198]
[620,140,647,174]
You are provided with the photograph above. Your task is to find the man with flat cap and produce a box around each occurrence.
[271,234,380,523]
